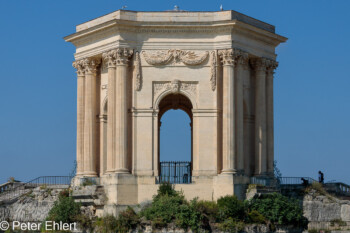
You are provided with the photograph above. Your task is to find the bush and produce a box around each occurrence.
[191,199,219,223]
[45,194,81,224]
[154,182,178,199]
[94,215,118,233]
[140,194,187,228]
[247,210,266,224]
[217,195,245,221]
[116,207,140,232]
[247,193,308,228]
[218,218,245,233]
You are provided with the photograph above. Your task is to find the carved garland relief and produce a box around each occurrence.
[142,49,209,66]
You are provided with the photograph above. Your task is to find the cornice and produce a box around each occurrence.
[65,20,287,47]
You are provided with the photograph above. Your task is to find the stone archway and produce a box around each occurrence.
[157,93,193,183]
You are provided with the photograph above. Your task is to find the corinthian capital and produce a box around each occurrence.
[236,52,249,67]
[116,48,133,65]
[266,59,279,75]
[83,58,101,75]
[250,57,269,72]
[102,50,117,68]
[218,48,247,66]
[72,60,85,76]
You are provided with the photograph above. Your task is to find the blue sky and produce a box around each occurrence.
[0,0,349,184]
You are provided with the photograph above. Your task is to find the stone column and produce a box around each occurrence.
[266,60,278,176]
[236,52,249,174]
[115,48,133,173]
[102,51,117,173]
[83,58,100,177]
[252,58,268,176]
[218,49,239,174]
[72,60,85,176]
[99,114,107,176]
[103,48,133,173]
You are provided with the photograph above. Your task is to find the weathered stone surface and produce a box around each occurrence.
[341,204,350,221]
[0,187,65,222]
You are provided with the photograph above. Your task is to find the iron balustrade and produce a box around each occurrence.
[158,161,192,184]
[0,176,72,202]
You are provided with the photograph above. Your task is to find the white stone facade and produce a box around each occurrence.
[65,10,287,215]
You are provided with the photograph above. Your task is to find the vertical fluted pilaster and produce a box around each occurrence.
[82,58,100,176]
[72,60,86,176]
[266,60,278,176]
[252,58,268,176]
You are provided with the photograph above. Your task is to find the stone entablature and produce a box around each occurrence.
[65,9,286,214]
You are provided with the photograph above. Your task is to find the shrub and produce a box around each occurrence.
[218,218,245,233]
[94,215,118,233]
[174,201,202,232]
[46,193,81,223]
[59,189,70,198]
[81,178,97,186]
[247,210,266,224]
[154,182,178,199]
[217,195,245,221]
[140,194,187,228]
[116,207,140,232]
[191,198,219,223]
[247,193,308,228]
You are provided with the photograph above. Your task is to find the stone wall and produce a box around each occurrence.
[303,190,350,231]
[0,186,67,222]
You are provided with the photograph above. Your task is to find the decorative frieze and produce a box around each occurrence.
[142,49,209,66]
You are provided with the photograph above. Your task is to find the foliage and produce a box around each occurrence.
[140,183,212,232]
[7,177,15,183]
[218,218,245,233]
[247,210,266,224]
[154,182,178,199]
[81,178,97,186]
[217,195,245,221]
[247,193,308,228]
[59,189,70,198]
[115,207,140,232]
[45,193,81,224]
[330,218,347,227]
[191,198,219,223]
[140,193,187,228]
[94,215,118,233]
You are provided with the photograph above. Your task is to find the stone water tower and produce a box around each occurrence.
[64,9,287,215]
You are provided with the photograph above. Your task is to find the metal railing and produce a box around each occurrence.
[157,161,192,184]
[0,176,72,202]
[324,182,350,196]
[250,176,279,187]
[279,177,317,186]
[250,176,319,188]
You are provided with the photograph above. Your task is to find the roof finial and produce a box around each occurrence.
[220,4,223,11]
[174,5,179,11]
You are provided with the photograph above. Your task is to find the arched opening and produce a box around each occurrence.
[158,93,193,184]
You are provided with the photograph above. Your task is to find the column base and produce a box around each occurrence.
[221,169,238,174]
[82,171,98,177]
[114,168,130,174]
